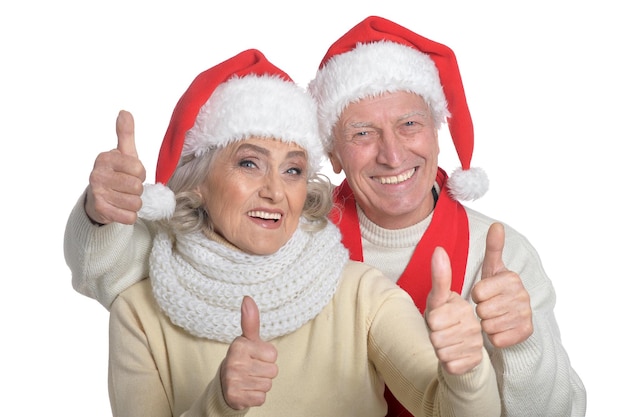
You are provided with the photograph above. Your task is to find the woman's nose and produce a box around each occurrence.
[258,172,285,201]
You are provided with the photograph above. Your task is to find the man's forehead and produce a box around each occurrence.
[339,93,431,123]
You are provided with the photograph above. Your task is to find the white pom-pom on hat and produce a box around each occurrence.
[138,183,176,221]
[447,167,489,201]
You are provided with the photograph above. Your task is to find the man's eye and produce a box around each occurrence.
[403,120,428,130]
[352,130,373,140]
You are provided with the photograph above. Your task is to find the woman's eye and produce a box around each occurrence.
[239,159,257,168]
[286,167,303,175]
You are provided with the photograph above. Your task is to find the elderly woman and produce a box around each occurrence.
[105,49,499,417]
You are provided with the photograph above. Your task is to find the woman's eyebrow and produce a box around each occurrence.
[237,143,306,160]
[287,150,307,159]
[236,143,270,155]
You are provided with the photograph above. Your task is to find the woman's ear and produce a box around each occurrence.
[192,186,205,204]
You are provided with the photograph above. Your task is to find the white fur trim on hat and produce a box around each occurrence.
[138,183,176,221]
[184,74,324,175]
[308,41,450,153]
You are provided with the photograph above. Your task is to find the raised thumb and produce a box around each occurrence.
[240,296,261,341]
[482,222,506,278]
[428,246,452,310]
[116,110,138,157]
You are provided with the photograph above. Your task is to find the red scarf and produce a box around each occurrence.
[329,168,470,417]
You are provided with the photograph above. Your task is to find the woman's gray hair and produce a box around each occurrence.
[158,147,333,235]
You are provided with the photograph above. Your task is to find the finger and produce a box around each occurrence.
[481,222,506,278]
[428,246,452,310]
[483,322,532,348]
[116,110,138,157]
[241,296,261,342]
[84,185,140,226]
[436,346,483,376]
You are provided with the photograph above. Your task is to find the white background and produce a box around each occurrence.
[1,1,623,415]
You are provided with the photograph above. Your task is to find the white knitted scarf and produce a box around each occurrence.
[150,222,349,343]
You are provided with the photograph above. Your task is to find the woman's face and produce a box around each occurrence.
[197,137,308,255]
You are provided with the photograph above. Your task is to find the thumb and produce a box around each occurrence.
[428,246,452,310]
[482,222,506,278]
[116,110,138,157]
[240,296,261,342]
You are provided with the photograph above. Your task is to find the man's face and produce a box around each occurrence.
[329,91,439,229]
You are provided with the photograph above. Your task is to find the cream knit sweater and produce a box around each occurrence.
[109,260,500,417]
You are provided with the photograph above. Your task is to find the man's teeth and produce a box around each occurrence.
[248,211,282,221]
[377,168,416,184]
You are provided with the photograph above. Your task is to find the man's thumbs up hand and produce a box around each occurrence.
[85,110,146,225]
[115,110,139,158]
[471,223,533,348]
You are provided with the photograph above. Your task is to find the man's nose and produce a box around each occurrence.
[376,130,403,167]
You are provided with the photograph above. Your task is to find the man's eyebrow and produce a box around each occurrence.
[346,121,373,129]
[345,110,429,129]
[399,110,429,120]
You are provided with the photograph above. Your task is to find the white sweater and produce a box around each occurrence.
[358,205,587,416]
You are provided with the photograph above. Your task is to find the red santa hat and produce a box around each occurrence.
[308,16,488,201]
[138,49,324,221]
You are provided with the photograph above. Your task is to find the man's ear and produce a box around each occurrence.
[328,152,344,174]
